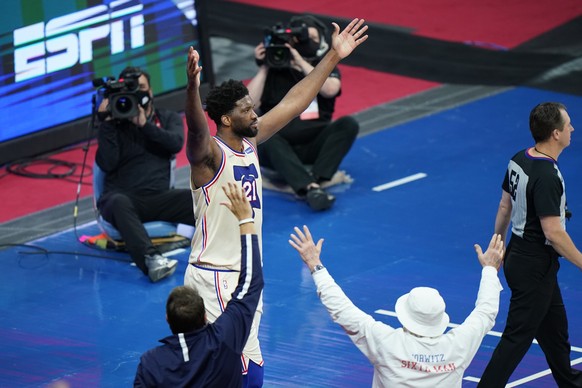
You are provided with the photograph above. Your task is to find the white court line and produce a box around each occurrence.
[504,357,582,387]
[375,309,582,386]
[164,248,187,257]
[372,172,427,192]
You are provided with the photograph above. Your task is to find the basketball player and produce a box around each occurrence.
[184,18,369,387]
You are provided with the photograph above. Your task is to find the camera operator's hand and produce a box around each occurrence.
[254,42,266,62]
[330,18,368,59]
[132,105,147,127]
[286,44,310,72]
[98,98,112,121]
[284,43,340,97]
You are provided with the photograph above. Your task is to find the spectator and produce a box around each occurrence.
[184,18,369,386]
[246,14,359,210]
[134,182,263,387]
[289,225,504,387]
[95,66,195,282]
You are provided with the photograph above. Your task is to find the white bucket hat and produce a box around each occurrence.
[395,287,450,337]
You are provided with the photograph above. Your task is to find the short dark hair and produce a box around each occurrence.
[119,66,151,87]
[529,102,566,143]
[204,79,249,128]
[166,286,206,334]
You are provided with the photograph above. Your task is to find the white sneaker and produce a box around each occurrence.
[145,254,178,282]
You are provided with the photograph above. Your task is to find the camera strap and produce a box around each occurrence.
[148,109,162,128]
[153,114,161,128]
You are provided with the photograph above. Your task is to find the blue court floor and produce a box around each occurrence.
[1,87,581,387]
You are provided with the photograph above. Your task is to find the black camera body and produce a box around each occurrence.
[93,72,150,119]
[263,23,308,68]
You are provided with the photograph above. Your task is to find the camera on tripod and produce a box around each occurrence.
[263,23,309,68]
[92,72,151,119]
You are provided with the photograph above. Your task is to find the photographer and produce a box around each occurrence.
[95,66,195,282]
[247,14,359,211]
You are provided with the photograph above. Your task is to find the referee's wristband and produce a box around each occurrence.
[238,218,254,226]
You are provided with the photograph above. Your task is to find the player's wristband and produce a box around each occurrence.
[239,218,254,226]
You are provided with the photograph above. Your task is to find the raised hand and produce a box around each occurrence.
[187,46,202,89]
[331,18,369,59]
[474,234,505,270]
[289,225,324,269]
[221,182,252,222]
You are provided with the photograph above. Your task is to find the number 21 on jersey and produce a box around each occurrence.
[233,164,261,210]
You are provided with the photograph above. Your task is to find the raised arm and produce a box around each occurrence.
[256,18,368,144]
[185,47,221,186]
[289,225,393,364]
[288,45,341,98]
[214,182,264,353]
[452,234,504,359]
[474,233,505,271]
[220,182,256,236]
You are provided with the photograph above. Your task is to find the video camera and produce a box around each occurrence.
[263,23,309,68]
[92,72,151,120]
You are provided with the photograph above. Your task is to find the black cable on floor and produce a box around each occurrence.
[0,243,132,265]
[72,94,100,245]
[0,95,132,265]
[6,158,78,179]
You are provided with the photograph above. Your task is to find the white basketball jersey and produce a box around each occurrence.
[189,137,263,269]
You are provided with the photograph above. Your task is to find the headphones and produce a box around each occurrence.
[289,14,330,59]
[289,15,329,36]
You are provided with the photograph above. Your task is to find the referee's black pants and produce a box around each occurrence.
[478,235,582,387]
[97,189,195,274]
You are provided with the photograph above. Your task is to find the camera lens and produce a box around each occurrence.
[115,96,134,114]
[266,45,291,68]
[272,48,285,62]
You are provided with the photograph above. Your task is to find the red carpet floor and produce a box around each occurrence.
[2,0,579,222]
[0,120,193,223]
[234,0,582,48]
[0,64,437,223]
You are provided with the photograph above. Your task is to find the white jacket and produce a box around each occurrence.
[313,266,502,387]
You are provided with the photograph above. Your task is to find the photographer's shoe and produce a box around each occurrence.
[306,187,335,211]
[145,254,178,283]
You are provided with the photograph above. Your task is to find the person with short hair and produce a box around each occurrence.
[184,18,369,387]
[247,14,359,211]
[289,225,504,387]
[134,182,263,387]
[96,66,195,282]
[478,102,582,387]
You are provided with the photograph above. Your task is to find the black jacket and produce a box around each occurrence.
[95,108,183,196]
